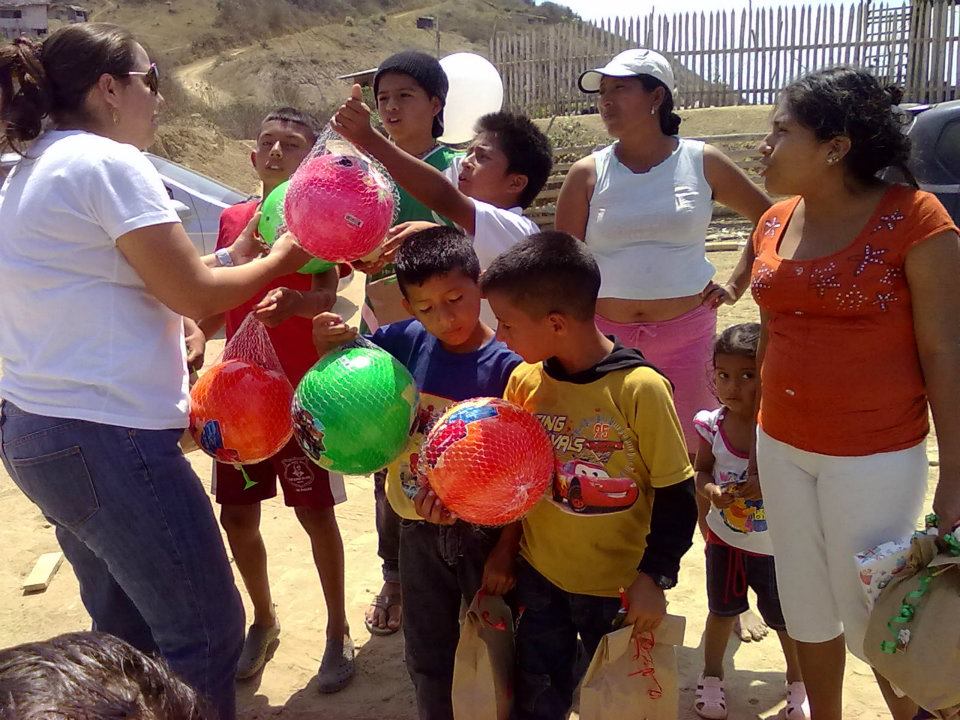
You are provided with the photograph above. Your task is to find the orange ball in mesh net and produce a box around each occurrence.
[421,397,555,526]
[188,360,293,464]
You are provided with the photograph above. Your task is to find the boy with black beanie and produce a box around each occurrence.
[359,50,465,637]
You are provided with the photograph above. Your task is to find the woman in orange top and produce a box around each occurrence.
[750,67,960,720]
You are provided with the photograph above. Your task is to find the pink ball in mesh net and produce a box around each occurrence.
[188,360,293,465]
[421,397,555,526]
[283,153,395,263]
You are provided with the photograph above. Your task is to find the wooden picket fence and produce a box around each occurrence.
[491,0,960,117]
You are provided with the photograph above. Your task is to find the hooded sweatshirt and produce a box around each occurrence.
[506,342,696,597]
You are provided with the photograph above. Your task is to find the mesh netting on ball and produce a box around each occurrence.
[258,180,334,275]
[189,361,293,465]
[292,341,419,475]
[421,397,555,526]
[283,126,398,264]
[188,315,294,466]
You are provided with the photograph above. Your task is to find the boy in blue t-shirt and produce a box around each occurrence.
[312,226,521,718]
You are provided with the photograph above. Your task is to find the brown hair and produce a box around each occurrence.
[0,23,139,152]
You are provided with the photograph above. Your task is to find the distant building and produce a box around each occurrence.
[53,4,88,22]
[0,1,88,41]
[0,1,48,40]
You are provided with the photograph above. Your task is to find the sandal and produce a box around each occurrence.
[694,674,728,719]
[235,620,280,680]
[778,681,810,720]
[364,592,402,636]
[316,634,355,694]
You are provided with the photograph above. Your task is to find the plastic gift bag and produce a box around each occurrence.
[187,314,293,487]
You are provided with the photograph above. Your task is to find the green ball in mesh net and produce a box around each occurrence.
[292,344,419,475]
[259,180,336,275]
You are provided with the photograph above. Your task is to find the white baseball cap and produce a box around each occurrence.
[578,49,675,93]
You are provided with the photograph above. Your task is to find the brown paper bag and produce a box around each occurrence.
[365,274,412,326]
[579,614,685,720]
[865,535,960,714]
[452,591,515,720]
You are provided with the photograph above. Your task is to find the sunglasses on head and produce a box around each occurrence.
[124,63,159,94]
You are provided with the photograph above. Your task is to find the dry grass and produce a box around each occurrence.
[537,105,775,151]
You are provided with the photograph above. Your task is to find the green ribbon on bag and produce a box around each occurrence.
[881,514,960,654]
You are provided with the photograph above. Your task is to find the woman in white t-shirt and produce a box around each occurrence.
[0,25,308,720]
[555,49,770,456]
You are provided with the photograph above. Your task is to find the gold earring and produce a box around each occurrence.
[111,109,119,126]
[827,155,837,165]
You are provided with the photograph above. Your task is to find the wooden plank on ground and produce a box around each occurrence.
[22,552,63,593]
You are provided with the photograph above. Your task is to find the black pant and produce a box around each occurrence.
[374,469,400,583]
[512,560,622,720]
[399,519,500,720]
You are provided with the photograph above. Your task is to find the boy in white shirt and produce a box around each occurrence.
[333,85,552,285]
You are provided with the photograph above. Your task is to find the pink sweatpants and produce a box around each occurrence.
[596,304,717,452]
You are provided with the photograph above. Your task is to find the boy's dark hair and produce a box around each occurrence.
[475,112,553,209]
[0,631,209,720]
[713,323,760,360]
[480,231,598,321]
[781,67,914,187]
[394,225,480,295]
[260,106,323,145]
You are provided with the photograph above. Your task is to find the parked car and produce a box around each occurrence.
[144,153,253,254]
[1,150,252,255]
[899,100,960,224]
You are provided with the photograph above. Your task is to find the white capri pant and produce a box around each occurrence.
[756,428,928,661]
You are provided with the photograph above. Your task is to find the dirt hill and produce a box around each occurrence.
[87,0,576,70]
[80,0,574,170]
[82,0,772,193]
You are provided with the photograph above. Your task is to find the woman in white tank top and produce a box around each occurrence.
[555,49,770,460]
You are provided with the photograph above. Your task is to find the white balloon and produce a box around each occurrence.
[439,53,504,145]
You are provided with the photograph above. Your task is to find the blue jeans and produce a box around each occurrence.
[399,519,500,720]
[512,560,622,720]
[0,401,244,720]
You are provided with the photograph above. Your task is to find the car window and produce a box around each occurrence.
[145,153,247,205]
[935,120,960,179]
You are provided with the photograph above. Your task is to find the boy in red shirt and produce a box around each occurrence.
[197,108,353,692]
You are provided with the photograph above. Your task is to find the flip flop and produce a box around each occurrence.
[317,634,355,694]
[236,621,280,680]
[364,593,402,636]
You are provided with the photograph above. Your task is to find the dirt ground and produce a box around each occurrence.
[0,251,938,719]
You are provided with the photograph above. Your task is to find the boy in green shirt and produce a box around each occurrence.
[357,50,462,636]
